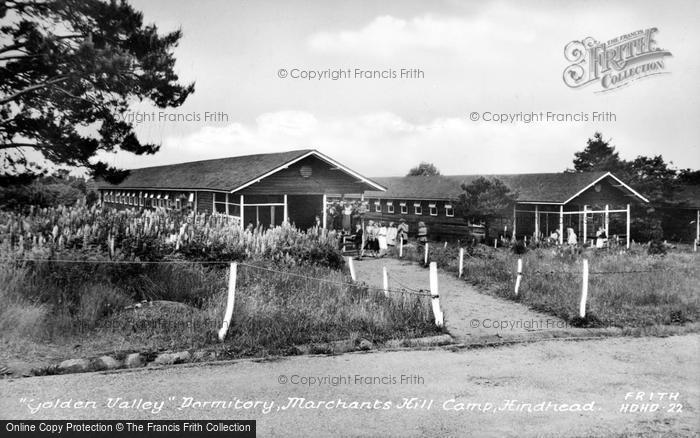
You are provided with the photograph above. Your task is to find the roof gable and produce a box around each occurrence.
[366,171,647,204]
[96,149,385,192]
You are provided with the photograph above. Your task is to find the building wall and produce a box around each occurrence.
[100,189,196,212]
[239,155,366,196]
[363,198,478,241]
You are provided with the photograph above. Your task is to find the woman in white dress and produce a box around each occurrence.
[386,222,398,246]
[377,222,388,256]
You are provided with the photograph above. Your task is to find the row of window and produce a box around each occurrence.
[103,191,192,209]
[372,200,454,217]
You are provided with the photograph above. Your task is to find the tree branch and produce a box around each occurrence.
[0,75,71,105]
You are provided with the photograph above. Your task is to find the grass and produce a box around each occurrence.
[0,259,439,365]
[389,241,700,329]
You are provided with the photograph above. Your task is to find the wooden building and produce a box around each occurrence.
[360,171,648,247]
[96,150,385,230]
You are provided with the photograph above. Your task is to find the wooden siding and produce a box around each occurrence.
[567,176,634,208]
[238,156,365,196]
[364,198,472,240]
[197,191,214,213]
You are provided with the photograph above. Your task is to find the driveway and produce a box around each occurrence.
[1,335,697,437]
[351,257,583,342]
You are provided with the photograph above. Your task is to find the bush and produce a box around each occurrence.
[647,239,667,255]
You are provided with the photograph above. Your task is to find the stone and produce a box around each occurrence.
[153,351,190,366]
[174,351,191,363]
[58,358,90,374]
[93,356,121,371]
[358,339,373,351]
[125,353,145,368]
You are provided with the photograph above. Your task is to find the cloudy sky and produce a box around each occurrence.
[104,0,699,176]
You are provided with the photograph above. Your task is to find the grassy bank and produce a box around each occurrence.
[0,259,438,364]
[390,242,700,328]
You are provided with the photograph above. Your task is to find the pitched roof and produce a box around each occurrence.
[365,171,646,204]
[96,149,385,192]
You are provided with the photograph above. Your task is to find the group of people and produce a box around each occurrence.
[354,219,414,258]
[546,226,608,248]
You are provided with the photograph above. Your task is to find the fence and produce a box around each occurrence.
[385,238,699,328]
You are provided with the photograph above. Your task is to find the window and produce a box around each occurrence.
[138,193,144,207]
[400,202,408,214]
[429,203,437,216]
[414,202,422,215]
[445,204,454,217]
[214,193,241,217]
[387,202,394,214]
[374,201,381,213]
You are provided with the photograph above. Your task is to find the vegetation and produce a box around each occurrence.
[0,204,437,364]
[455,176,516,240]
[1,0,194,182]
[390,241,699,329]
[569,132,699,242]
[407,162,440,176]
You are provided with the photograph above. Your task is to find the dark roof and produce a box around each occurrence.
[96,149,385,192]
[365,171,640,204]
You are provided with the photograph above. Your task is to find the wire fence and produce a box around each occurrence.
[0,256,433,298]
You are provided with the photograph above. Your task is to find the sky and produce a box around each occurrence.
[101,0,700,177]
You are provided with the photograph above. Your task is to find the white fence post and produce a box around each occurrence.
[694,238,697,253]
[347,256,356,282]
[424,242,429,265]
[382,266,389,296]
[514,258,523,295]
[494,238,497,249]
[579,259,589,318]
[429,262,444,327]
[458,248,464,279]
[218,262,238,341]
[399,238,403,258]
[444,241,447,248]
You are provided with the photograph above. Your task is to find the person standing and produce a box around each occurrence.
[377,222,388,256]
[417,221,428,246]
[386,222,398,246]
[397,219,409,245]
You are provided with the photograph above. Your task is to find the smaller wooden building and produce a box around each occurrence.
[96,150,385,230]
[358,171,648,247]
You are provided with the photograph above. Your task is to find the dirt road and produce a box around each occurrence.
[1,335,698,437]
[352,257,581,342]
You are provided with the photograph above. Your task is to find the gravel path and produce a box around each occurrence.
[351,257,582,342]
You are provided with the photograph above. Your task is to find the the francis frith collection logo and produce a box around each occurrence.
[563,28,672,92]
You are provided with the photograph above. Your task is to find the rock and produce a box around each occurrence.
[153,351,190,366]
[358,339,373,351]
[152,353,176,365]
[174,351,191,363]
[1,361,35,377]
[93,356,121,371]
[58,358,90,374]
[125,353,145,368]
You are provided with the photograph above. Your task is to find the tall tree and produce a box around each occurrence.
[456,177,516,239]
[407,162,440,176]
[0,0,194,182]
[570,132,623,173]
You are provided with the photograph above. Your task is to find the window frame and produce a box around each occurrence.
[414,202,423,215]
[387,202,394,214]
[445,204,454,217]
[429,203,438,216]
